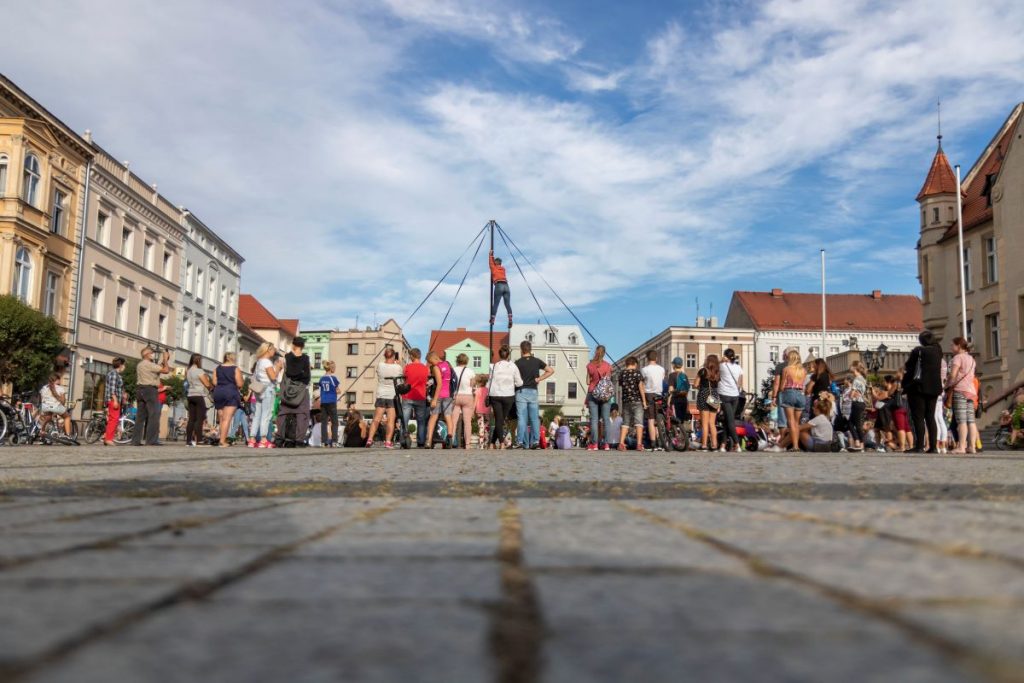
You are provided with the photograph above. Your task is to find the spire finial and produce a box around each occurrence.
[937,97,943,149]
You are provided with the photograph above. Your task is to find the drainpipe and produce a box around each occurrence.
[67,156,93,416]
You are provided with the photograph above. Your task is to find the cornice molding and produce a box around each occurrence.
[91,170,184,242]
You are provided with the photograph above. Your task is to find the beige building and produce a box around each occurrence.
[0,75,91,346]
[238,293,297,352]
[73,144,185,415]
[326,320,410,414]
[917,103,1024,418]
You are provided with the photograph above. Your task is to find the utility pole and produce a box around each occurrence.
[821,249,827,360]
[488,219,496,367]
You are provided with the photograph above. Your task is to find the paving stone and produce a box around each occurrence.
[294,533,498,559]
[0,533,119,561]
[0,499,169,528]
[899,603,1024,663]
[24,601,492,683]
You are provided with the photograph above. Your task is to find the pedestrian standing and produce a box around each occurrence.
[585,345,613,451]
[947,337,979,454]
[213,352,243,448]
[318,360,340,447]
[103,357,127,446]
[770,350,805,452]
[847,360,868,451]
[424,350,454,448]
[640,350,666,450]
[696,355,721,451]
[402,348,430,448]
[667,357,690,429]
[277,338,312,446]
[474,373,490,449]
[185,353,213,447]
[132,346,170,447]
[489,250,513,329]
[249,342,279,449]
[515,340,553,449]
[616,356,645,451]
[368,347,403,448]
[449,354,476,448]
[903,330,943,453]
[718,349,744,452]
[488,345,522,449]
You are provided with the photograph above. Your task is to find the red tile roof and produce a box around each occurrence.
[428,328,509,358]
[238,294,297,334]
[916,144,958,200]
[235,319,262,341]
[726,290,923,332]
[279,319,300,337]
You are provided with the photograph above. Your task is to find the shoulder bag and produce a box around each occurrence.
[484,364,496,407]
[279,376,306,409]
[591,363,614,402]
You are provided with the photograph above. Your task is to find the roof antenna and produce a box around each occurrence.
[936,97,943,149]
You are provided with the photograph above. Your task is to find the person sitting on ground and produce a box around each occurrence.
[616,356,646,451]
[489,249,513,329]
[39,373,73,437]
[799,398,834,452]
[343,408,368,448]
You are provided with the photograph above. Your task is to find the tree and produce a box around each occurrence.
[162,374,186,406]
[121,358,139,402]
[541,406,564,427]
[0,295,64,393]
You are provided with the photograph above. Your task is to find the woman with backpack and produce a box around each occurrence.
[667,357,690,427]
[585,345,613,451]
[277,337,311,447]
[696,354,721,451]
[449,353,476,448]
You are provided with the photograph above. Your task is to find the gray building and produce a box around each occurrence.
[174,210,243,371]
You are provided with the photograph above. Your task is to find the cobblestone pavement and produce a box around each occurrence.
[1,445,1023,682]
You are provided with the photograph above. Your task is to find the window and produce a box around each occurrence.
[920,209,925,228]
[220,285,227,311]
[158,314,167,344]
[472,355,482,368]
[346,366,358,378]
[138,306,148,336]
[91,286,103,320]
[526,333,534,343]
[43,272,58,317]
[962,247,972,290]
[194,319,203,353]
[313,352,322,369]
[345,392,356,405]
[545,381,556,402]
[921,254,930,303]
[984,236,997,284]
[769,346,779,363]
[966,319,974,344]
[196,269,204,300]
[229,291,236,316]
[685,353,697,369]
[546,330,557,344]
[115,297,126,330]
[96,212,109,245]
[0,154,7,196]
[22,153,40,205]
[163,252,173,279]
[182,314,190,345]
[121,228,133,259]
[568,382,578,400]
[51,189,67,235]
[986,313,1000,359]
[829,347,840,356]
[208,274,216,305]
[143,240,153,269]
[933,207,940,223]
[568,354,578,369]
[12,247,31,302]
[348,343,359,355]
[546,353,556,367]
[568,333,578,345]
[185,262,194,293]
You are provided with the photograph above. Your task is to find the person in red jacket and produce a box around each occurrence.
[489,250,512,329]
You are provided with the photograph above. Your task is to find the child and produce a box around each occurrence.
[318,361,340,447]
[474,374,490,449]
[799,398,834,452]
[617,356,646,451]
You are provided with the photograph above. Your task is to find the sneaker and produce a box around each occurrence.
[617,444,627,451]
[587,444,598,451]
[507,315,514,329]
[265,442,276,449]
[247,439,256,448]
[366,440,373,448]
[186,441,195,448]
[257,440,268,449]
[384,441,394,449]
[603,444,610,451]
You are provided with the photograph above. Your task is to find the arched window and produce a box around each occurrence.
[546,329,557,344]
[526,332,534,343]
[568,333,578,345]
[22,153,41,206]
[13,247,31,302]
[0,154,8,196]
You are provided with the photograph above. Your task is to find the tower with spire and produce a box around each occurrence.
[916,104,958,330]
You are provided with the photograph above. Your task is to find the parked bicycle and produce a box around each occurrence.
[82,409,135,445]
[0,393,79,446]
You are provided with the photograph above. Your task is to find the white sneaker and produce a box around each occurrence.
[765,445,784,453]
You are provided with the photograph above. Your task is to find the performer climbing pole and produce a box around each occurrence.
[488,219,512,331]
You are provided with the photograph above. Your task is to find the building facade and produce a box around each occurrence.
[303,331,331,386]
[73,145,185,415]
[329,320,410,415]
[236,320,263,379]
[917,103,1024,415]
[175,211,243,371]
[725,289,922,393]
[428,327,509,371]
[507,324,590,421]
[238,294,297,352]
[0,75,91,349]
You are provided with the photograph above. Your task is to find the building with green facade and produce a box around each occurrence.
[301,330,332,385]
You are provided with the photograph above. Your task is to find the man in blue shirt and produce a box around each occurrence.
[318,361,341,446]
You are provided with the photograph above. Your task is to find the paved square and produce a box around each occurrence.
[1,444,1023,682]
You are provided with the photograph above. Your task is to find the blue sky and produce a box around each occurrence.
[3,0,1024,356]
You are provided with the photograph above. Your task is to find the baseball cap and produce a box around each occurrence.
[671,356,683,366]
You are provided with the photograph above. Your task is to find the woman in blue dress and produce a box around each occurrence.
[213,352,244,447]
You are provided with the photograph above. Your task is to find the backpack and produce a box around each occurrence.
[448,363,460,397]
[592,376,615,402]
[675,372,690,393]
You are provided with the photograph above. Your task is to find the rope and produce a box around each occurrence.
[496,224,614,364]
[340,223,489,397]
[429,230,487,352]
[496,227,589,397]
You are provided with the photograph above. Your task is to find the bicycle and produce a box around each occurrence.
[0,394,79,446]
[82,409,135,445]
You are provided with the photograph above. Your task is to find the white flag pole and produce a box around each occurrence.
[955,165,968,339]
[821,249,827,359]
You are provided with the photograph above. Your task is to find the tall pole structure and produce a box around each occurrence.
[820,249,826,360]
[488,219,495,367]
[955,165,968,339]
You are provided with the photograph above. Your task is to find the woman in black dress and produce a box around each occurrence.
[213,352,243,447]
[696,355,720,451]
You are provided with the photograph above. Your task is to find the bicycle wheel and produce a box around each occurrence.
[115,418,135,444]
[0,409,8,444]
[84,416,105,444]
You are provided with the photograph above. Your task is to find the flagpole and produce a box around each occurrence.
[488,220,495,366]
[955,165,968,339]
[820,249,826,360]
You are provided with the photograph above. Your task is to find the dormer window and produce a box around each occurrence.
[546,330,557,344]
[526,332,534,343]
[568,333,578,345]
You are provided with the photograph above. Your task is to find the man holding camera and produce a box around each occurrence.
[133,346,171,446]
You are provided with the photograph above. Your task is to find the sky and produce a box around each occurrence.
[3,0,1024,357]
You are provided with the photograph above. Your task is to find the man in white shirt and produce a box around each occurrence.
[719,348,744,451]
[640,350,666,449]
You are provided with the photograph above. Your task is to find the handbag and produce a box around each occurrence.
[249,379,267,396]
[706,391,721,409]
[204,392,214,410]
[279,377,306,409]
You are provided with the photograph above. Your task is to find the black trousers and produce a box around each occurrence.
[133,385,161,445]
[186,396,206,444]
[848,401,865,443]
[490,395,515,445]
[908,391,939,452]
[321,402,338,444]
[720,395,740,449]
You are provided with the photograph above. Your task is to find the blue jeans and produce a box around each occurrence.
[251,388,276,441]
[231,407,250,441]
[515,388,540,447]
[587,395,611,446]
[402,399,429,446]
[491,281,512,318]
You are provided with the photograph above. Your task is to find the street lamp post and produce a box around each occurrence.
[863,343,888,374]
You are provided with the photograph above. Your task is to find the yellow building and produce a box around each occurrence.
[0,75,92,338]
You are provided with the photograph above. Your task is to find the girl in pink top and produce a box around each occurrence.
[585,345,614,450]
[947,336,978,454]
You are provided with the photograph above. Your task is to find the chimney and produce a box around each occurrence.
[456,327,466,332]
[771,288,783,298]
[83,129,92,144]
[871,290,882,300]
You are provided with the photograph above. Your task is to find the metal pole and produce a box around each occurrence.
[488,220,495,367]
[67,158,93,417]
[820,248,826,359]
[955,165,968,339]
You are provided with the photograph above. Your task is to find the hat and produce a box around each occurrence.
[671,356,683,367]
